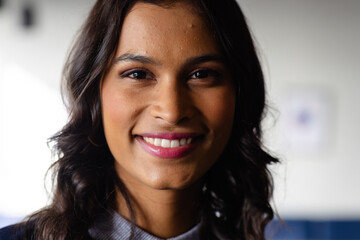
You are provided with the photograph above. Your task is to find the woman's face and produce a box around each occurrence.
[101,1,235,190]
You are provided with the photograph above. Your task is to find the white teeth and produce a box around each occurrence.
[161,139,170,148]
[144,137,153,144]
[154,138,162,146]
[171,139,180,148]
[143,137,193,148]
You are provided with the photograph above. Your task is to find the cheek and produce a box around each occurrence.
[202,88,236,133]
[102,91,125,128]
[101,83,136,150]
[101,78,140,126]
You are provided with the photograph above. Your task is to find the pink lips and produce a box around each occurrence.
[136,133,200,159]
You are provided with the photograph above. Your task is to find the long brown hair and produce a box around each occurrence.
[21,0,278,239]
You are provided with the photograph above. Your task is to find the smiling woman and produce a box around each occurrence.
[0,0,278,240]
[102,3,235,196]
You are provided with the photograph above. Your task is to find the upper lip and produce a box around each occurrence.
[137,132,202,140]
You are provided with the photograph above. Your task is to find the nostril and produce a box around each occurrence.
[150,106,194,125]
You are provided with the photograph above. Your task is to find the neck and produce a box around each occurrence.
[116,180,201,238]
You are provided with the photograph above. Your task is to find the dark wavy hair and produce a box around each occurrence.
[19,0,279,239]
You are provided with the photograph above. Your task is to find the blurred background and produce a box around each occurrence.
[0,0,359,239]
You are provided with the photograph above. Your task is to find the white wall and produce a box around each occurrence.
[0,0,95,218]
[239,0,360,218]
[0,0,359,221]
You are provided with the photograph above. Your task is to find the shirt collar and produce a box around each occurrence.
[89,210,201,240]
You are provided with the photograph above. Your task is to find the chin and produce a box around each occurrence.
[142,169,205,191]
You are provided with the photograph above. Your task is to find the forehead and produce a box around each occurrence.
[127,1,201,26]
[116,1,220,58]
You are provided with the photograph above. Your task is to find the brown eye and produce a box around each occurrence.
[128,70,148,79]
[120,69,154,81]
[190,70,209,79]
[189,69,221,80]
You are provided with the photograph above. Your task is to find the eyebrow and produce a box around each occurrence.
[113,53,158,65]
[185,54,225,66]
[113,53,225,66]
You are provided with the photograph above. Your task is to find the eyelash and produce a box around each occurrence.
[188,68,221,80]
[120,68,154,80]
[120,68,221,82]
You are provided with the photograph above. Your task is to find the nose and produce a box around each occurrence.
[150,78,195,125]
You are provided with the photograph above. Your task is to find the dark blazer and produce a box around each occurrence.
[0,223,32,240]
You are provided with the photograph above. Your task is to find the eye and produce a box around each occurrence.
[129,70,147,79]
[188,69,221,83]
[120,69,154,80]
[189,69,211,79]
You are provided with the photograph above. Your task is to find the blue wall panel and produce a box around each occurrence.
[267,219,360,240]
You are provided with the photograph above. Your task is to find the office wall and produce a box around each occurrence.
[239,0,360,218]
[0,0,96,220]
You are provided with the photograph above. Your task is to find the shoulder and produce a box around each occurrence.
[0,222,34,240]
[0,224,20,240]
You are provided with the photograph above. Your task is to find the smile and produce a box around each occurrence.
[143,137,192,148]
[136,133,201,159]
